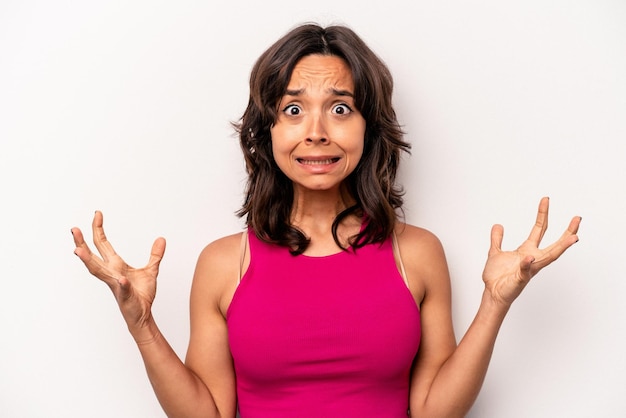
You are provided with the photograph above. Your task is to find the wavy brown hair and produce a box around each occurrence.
[234,23,411,255]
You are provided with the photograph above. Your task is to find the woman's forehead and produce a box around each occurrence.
[287,55,354,92]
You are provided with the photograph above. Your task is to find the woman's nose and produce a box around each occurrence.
[305,113,328,144]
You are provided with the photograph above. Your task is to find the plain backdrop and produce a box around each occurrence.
[1,1,625,417]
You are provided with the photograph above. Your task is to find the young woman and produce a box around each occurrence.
[71,23,581,418]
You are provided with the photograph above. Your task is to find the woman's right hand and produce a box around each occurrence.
[71,211,166,337]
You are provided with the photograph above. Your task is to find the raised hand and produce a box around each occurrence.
[482,197,581,307]
[71,211,166,334]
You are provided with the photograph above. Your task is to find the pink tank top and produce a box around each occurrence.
[227,229,421,417]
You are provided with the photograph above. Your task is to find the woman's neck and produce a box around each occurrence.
[289,184,361,254]
[291,185,352,224]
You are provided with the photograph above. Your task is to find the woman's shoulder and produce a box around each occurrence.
[191,230,248,317]
[394,222,445,253]
[199,230,246,260]
[393,222,449,295]
[193,231,246,289]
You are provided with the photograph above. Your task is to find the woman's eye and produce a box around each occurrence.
[332,104,352,115]
[283,104,301,116]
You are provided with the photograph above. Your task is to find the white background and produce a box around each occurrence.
[1,1,625,417]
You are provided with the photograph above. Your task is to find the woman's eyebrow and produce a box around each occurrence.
[330,88,354,97]
[283,88,354,97]
[284,88,304,97]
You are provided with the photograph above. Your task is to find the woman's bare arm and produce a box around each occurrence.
[403,198,581,418]
[71,212,238,418]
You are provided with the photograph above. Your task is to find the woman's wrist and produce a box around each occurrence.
[127,315,161,346]
[476,290,511,324]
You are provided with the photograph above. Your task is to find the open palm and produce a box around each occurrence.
[71,211,166,330]
[482,197,581,306]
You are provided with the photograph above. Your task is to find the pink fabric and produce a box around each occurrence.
[227,230,421,418]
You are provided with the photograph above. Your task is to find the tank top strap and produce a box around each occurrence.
[237,229,248,285]
[392,230,410,289]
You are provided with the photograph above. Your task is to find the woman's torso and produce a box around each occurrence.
[226,229,421,418]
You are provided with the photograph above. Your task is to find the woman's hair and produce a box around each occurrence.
[234,23,411,255]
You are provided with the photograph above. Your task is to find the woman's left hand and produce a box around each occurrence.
[482,197,581,307]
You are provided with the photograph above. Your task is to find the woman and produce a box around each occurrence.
[71,23,581,418]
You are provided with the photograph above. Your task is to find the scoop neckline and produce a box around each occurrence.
[299,247,353,259]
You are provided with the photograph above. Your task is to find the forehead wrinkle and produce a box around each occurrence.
[285,56,354,98]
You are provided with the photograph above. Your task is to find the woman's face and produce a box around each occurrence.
[270,54,366,194]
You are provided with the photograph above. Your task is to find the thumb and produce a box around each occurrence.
[147,237,166,268]
[488,224,504,257]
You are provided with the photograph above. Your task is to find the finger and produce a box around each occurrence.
[530,229,580,273]
[72,227,97,262]
[91,211,117,262]
[541,215,581,256]
[527,197,550,245]
[567,215,582,236]
[74,240,123,288]
[488,224,504,256]
[548,216,581,250]
[146,237,166,270]
[71,226,87,251]
[72,225,125,287]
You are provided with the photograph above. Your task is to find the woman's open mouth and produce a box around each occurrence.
[296,157,341,165]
